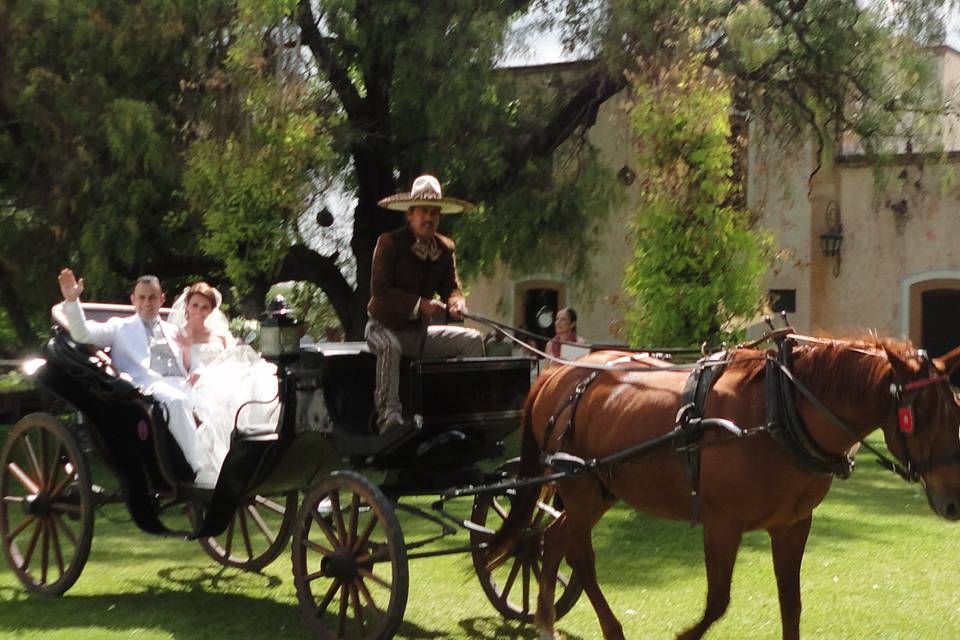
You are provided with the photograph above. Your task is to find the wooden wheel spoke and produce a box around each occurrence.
[2,495,26,504]
[47,471,73,501]
[7,462,40,495]
[356,566,392,591]
[40,520,50,584]
[44,443,66,495]
[355,576,380,613]
[49,517,66,577]
[337,582,349,638]
[39,430,50,488]
[348,493,361,549]
[222,518,236,558]
[355,545,390,566]
[50,501,81,515]
[310,508,342,549]
[330,492,347,542]
[50,513,78,548]
[352,514,379,554]
[499,556,523,604]
[304,538,334,557]
[6,514,36,543]
[19,519,43,570]
[521,559,531,613]
[246,504,274,542]
[254,495,286,514]
[313,578,341,616]
[349,580,365,632]
[304,568,327,582]
[557,570,571,589]
[22,433,44,487]
[237,510,254,560]
[490,499,509,521]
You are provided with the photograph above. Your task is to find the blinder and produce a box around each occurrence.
[889,349,950,436]
[884,349,959,481]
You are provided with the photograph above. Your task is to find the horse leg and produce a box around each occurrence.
[533,513,568,640]
[769,516,812,640]
[559,490,623,640]
[677,519,744,640]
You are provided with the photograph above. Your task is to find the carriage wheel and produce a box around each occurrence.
[0,413,94,596]
[292,471,408,640]
[194,492,297,571]
[470,458,583,622]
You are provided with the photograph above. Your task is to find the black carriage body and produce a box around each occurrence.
[30,306,330,538]
[294,343,534,488]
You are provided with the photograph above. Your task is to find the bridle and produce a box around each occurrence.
[770,339,960,483]
[884,349,960,482]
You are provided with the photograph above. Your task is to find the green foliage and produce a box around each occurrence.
[0,0,234,326]
[622,57,772,347]
[0,371,32,393]
[284,283,342,341]
[456,148,619,283]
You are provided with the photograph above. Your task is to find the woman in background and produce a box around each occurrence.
[545,307,586,366]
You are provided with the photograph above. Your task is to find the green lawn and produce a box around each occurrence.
[1,427,959,639]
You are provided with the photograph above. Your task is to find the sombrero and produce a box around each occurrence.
[377,174,473,214]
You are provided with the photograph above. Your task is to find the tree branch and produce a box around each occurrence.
[296,0,366,120]
[276,244,355,327]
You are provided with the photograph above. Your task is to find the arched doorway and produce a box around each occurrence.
[514,280,565,347]
[903,272,960,384]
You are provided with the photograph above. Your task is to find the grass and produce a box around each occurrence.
[1,425,959,639]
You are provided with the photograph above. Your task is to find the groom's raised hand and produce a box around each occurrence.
[58,268,84,302]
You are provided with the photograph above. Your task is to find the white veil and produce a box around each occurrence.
[168,286,232,337]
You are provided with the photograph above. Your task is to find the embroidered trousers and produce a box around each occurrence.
[365,319,485,425]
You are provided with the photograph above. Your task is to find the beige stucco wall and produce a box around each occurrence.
[468,48,960,347]
[466,88,639,345]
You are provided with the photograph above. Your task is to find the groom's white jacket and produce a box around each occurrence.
[59,300,188,387]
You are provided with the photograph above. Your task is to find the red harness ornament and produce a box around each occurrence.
[898,406,915,434]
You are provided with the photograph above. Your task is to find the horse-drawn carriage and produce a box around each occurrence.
[0,301,581,639]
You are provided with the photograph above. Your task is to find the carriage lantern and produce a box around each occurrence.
[260,295,300,363]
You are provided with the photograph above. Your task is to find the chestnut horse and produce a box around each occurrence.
[487,336,960,639]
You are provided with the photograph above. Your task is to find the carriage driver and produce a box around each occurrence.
[55,269,219,487]
[366,175,485,432]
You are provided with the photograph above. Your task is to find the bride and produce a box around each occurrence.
[170,282,280,477]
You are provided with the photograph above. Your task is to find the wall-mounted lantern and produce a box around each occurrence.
[819,201,843,278]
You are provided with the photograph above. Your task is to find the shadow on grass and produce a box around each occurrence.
[454,616,585,640]
[0,584,310,639]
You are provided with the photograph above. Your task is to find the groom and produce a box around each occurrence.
[55,268,217,487]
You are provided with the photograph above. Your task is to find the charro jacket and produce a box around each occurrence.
[367,226,465,330]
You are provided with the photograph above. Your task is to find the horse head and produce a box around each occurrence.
[882,344,960,520]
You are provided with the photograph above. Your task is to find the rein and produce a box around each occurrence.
[773,341,960,483]
[464,310,960,485]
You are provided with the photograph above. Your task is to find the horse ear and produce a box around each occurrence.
[937,344,960,377]
[883,344,917,383]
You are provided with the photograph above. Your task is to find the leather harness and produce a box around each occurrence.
[765,337,854,479]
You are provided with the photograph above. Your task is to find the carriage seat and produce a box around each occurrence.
[44,303,194,486]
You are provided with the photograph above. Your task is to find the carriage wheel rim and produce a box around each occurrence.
[0,414,94,596]
[292,472,408,640]
[470,460,583,623]
[193,492,297,571]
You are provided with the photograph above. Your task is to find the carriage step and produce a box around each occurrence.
[541,451,589,474]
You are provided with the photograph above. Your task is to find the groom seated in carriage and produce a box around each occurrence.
[54,268,220,488]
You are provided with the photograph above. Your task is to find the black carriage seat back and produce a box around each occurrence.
[43,306,194,489]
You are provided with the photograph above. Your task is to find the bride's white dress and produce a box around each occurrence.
[190,341,280,475]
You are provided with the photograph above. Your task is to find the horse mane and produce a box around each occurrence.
[788,334,910,405]
[723,334,911,405]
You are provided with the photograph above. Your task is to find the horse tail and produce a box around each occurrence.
[484,369,552,568]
